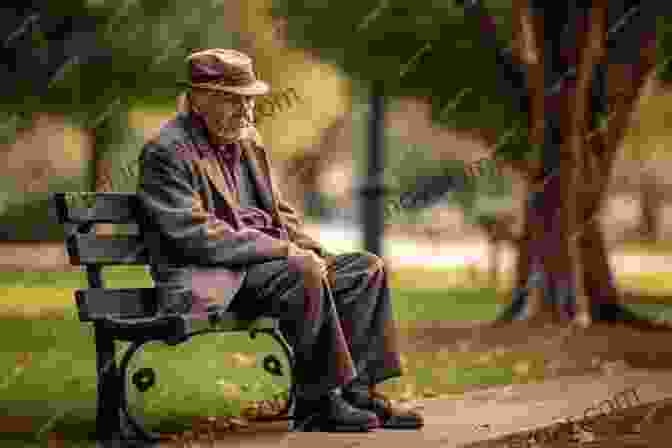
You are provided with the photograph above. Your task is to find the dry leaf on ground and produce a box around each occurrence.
[512,360,531,376]
[231,352,257,369]
[216,380,241,399]
[242,398,288,419]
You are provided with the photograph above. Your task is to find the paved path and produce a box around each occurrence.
[156,369,672,447]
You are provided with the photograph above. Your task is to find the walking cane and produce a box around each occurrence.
[289,270,336,432]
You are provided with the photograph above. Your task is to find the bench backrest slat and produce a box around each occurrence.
[52,192,141,225]
[51,192,152,266]
[52,192,176,323]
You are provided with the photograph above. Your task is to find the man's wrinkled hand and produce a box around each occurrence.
[322,253,337,269]
[287,243,328,278]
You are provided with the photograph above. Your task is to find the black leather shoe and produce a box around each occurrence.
[293,389,381,432]
[342,387,424,430]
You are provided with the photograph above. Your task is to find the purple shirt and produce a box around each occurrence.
[190,112,288,241]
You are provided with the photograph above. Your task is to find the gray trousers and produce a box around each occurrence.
[227,251,403,401]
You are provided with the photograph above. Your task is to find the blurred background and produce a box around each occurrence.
[1,0,672,444]
[0,0,671,280]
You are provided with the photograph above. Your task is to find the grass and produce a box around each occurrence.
[0,266,509,444]
[0,313,288,442]
[1,266,671,444]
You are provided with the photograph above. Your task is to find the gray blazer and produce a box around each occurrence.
[136,111,332,315]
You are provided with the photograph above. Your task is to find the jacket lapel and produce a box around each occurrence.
[182,112,239,209]
[240,141,277,216]
[195,157,239,209]
[182,111,284,226]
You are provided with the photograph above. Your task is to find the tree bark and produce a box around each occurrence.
[497,1,659,324]
[513,0,549,318]
[561,0,608,327]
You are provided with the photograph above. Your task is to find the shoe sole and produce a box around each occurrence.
[303,422,378,432]
[294,414,380,432]
[381,415,424,430]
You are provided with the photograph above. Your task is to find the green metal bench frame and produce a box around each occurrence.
[51,191,297,446]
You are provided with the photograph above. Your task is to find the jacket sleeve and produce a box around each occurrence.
[270,174,335,259]
[137,142,291,266]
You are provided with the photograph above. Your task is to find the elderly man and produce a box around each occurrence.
[137,48,423,432]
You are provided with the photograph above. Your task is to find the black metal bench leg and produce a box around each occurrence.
[94,323,154,447]
[94,322,124,444]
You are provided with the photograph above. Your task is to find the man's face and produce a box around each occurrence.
[191,89,256,142]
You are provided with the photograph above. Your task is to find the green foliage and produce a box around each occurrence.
[381,132,513,223]
[657,14,672,83]
[273,0,672,162]
[0,0,246,240]
[272,0,529,159]
[1,0,243,130]
[0,176,86,242]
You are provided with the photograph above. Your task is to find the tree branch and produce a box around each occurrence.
[513,0,545,179]
[459,0,530,110]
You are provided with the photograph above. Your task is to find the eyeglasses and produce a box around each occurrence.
[194,89,254,106]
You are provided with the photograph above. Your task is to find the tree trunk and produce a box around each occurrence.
[497,1,659,325]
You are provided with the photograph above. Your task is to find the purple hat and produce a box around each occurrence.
[177,49,269,96]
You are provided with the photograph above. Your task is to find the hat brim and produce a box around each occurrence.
[177,80,270,96]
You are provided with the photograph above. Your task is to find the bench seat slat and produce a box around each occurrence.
[75,288,158,321]
[76,287,280,337]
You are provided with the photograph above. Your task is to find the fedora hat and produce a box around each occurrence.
[177,48,269,96]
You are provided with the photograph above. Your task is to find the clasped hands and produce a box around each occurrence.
[287,242,331,280]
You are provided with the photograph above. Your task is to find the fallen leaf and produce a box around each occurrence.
[494,346,508,358]
[476,352,494,365]
[216,380,241,399]
[438,393,464,400]
[213,417,231,432]
[499,385,515,397]
[16,352,33,368]
[399,383,416,402]
[231,352,256,368]
[393,400,424,412]
[436,349,454,362]
[512,360,531,376]
[47,431,66,448]
[422,387,438,398]
[0,415,35,433]
[228,416,249,429]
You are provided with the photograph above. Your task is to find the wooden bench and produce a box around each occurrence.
[51,191,298,445]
